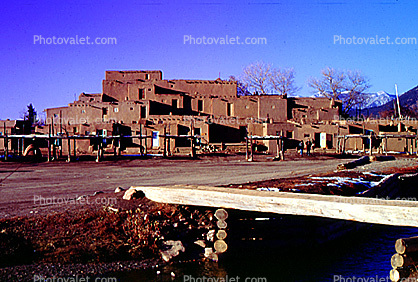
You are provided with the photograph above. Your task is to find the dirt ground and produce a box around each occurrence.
[0,153,358,218]
[1,153,418,280]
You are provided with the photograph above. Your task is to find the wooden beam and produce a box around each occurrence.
[67,137,71,162]
[132,185,418,227]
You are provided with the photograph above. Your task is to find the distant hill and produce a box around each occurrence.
[312,91,396,115]
[366,85,418,117]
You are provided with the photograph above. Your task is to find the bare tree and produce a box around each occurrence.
[239,61,300,96]
[308,67,371,115]
[241,61,272,95]
[269,67,300,96]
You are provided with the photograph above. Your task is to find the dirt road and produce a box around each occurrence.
[0,155,352,217]
[1,154,417,218]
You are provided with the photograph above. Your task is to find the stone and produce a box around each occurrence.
[204,247,218,262]
[160,240,185,262]
[114,187,125,193]
[123,187,145,200]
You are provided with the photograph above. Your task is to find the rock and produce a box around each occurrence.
[194,240,206,248]
[114,187,125,193]
[206,230,215,242]
[123,188,145,200]
[76,195,87,201]
[106,206,119,213]
[204,247,218,262]
[160,240,185,262]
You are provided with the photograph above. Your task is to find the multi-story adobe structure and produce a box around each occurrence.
[45,70,343,155]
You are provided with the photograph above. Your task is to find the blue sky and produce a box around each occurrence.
[1,0,418,120]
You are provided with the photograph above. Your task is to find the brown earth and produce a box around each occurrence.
[1,153,418,280]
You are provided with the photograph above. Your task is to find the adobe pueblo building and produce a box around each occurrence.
[44,70,344,156]
[38,71,417,158]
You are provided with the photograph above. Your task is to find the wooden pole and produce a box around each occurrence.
[47,124,51,162]
[113,137,117,158]
[336,137,340,154]
[67,137,71,162]
[167,125,171,156]
[163,126,167,158]
[369,135,373,156]
[4,122,8,161]
[385,136,388,156]
[191,136,196,159]
[276,139,280,159]
[245,127,249,161]
[416,136,418,156]
[342,137,346,154]
[96,138,102,162]
[190,120,195,158]
[409,138,413,155]
[248,134,253,161]
[140,124,143,156]
[73,138,76,158]
[144,129,147,155]
[59,110,63,158]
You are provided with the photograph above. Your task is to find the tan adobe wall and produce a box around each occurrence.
[105,70,162,81]
[257,96,288,122]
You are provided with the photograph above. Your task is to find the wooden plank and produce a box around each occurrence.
[132,185,418,227]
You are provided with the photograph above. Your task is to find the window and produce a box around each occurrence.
[73,127,78,134]
[172,99,178,109]
[145,73,150,80]
[194,128,201,135]
[138,88,144,99]
[141,106,147,119]
[304,134,310,138]
[102,108,108,115]
[114,108,119,113]
[197,100,203,112]
[81,110,85,113]
[130,107,134,111]
[132,121,137,124]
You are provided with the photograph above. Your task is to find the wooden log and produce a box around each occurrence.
[360,173,401,198]
[370,155,395,162]
[214,239,228,253]
[391,253,418,268]
[337,156,369,170]
[390,267,410,282]
[215,209,228,221]
[217,220,227,229]
[134,185,418,227]
[216,230,227,240]
[396,236,418,255]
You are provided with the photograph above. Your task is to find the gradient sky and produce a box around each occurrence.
[1,0,418,120]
